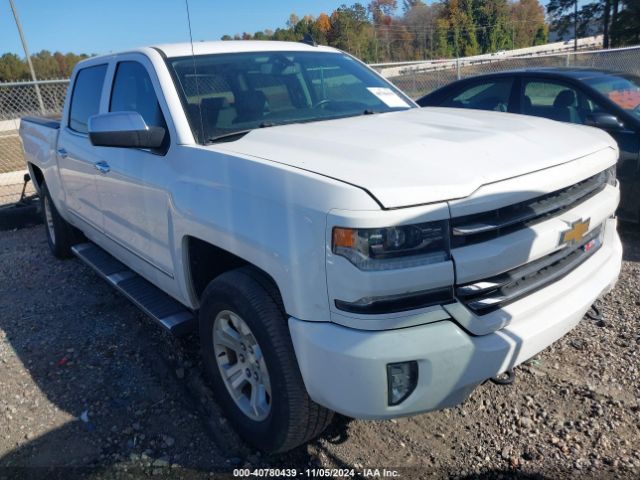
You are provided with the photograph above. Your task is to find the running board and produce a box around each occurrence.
[71,243,195,336]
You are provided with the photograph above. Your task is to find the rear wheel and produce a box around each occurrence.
[199,267,333,453]
[41,182,79,258]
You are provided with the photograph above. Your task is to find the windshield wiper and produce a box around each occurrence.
[206,122,277,144]
[206,112,382,144]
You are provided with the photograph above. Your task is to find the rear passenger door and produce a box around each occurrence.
[57,63,108,231]
[520,78,588,124]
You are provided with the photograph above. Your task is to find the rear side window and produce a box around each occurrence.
[523,80,589,124]
[442,78,514,112]
[68,64,107,133]
[110,61,166,129]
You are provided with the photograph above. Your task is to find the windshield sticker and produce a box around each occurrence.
[367,87,410,108]
[608,90,640,110]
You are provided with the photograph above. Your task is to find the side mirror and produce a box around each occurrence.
[88,112,165,149]
[585,112,624,132]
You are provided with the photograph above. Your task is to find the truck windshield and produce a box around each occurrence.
[167,51,413,144]
[584,73,640,120]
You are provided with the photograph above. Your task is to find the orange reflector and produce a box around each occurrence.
[332,228,355,249]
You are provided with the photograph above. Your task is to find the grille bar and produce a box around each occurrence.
[456,224,603,314]
[451,171,606,246]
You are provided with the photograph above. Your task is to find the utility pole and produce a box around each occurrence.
[574,0,578,52]
[9,0,45,114]
[455,31,460,80]
[603,0,610,49]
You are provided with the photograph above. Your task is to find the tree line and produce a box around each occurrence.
[0,50,90,83]
[222,0,640,63]
[548,0,639,48]
[0,0,638,82]
[221,0,549,63]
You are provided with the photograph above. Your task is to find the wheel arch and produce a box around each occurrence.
[183,235,285,312]
[27,162,44,194]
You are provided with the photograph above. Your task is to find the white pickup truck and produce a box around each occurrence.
[20,40,622,453]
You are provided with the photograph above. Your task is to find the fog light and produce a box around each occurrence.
[387,361,418,405]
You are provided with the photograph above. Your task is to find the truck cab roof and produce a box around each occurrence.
[85,40,339,64]
[153,40,339,58]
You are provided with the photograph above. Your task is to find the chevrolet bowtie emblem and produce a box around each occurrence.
[560,218,590,246]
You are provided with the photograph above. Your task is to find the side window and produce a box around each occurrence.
[68,64,107,133]
[523,80,589,124]
[442,78,514,112]
[110,61,166,129]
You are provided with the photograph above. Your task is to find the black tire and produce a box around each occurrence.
[41,182,80,258]
[199,267,334,453]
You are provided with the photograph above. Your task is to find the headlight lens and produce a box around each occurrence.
[605,165,617,186]
[332,220,450,271]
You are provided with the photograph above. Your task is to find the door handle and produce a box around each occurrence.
[57,148,68,159]
[94,161,110,174]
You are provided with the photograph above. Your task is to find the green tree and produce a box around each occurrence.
[402,2,441,59]
[0,50,89,82]
[474,0,511,52]
[329,4,375,60]
[546,0,627,46]
[611,0,640,46]
[0,53,28,81]
[510,0,547,48]
[438,0,479,57]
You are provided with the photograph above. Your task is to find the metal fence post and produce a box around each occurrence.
[9,0,45,115]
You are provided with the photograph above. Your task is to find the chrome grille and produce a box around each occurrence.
[450,171,607,247]
[456,224,603,315]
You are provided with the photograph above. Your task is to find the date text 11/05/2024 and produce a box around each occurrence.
[232,468,400,477]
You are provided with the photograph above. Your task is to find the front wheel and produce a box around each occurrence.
[199,267,333,453]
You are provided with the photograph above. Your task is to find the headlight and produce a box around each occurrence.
[605,165,617,186]
[332,220,450,271]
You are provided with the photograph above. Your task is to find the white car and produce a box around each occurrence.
[20,40,622,453]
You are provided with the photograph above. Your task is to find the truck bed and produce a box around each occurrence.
[20,115,62,179]
[21,116,61,129]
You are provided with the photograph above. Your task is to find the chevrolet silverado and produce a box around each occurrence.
[20,40,622,453]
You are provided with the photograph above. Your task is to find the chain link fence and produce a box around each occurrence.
[378,45,640,99]
[0,79,68,205]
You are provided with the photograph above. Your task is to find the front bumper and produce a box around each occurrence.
[289,221,622,419]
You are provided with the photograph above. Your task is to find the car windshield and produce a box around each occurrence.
[167,51,413,144]
[583,73,640,120]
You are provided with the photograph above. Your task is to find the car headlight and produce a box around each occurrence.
[605,165,617,186]
[332,220,450,271]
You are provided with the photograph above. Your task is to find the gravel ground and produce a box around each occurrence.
[0,224,638,479]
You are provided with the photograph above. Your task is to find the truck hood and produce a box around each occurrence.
[215,107,616,208]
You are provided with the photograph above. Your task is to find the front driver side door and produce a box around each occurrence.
[93,57,175,277]
[439,77,517,113]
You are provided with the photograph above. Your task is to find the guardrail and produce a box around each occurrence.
[378,44,640,99]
